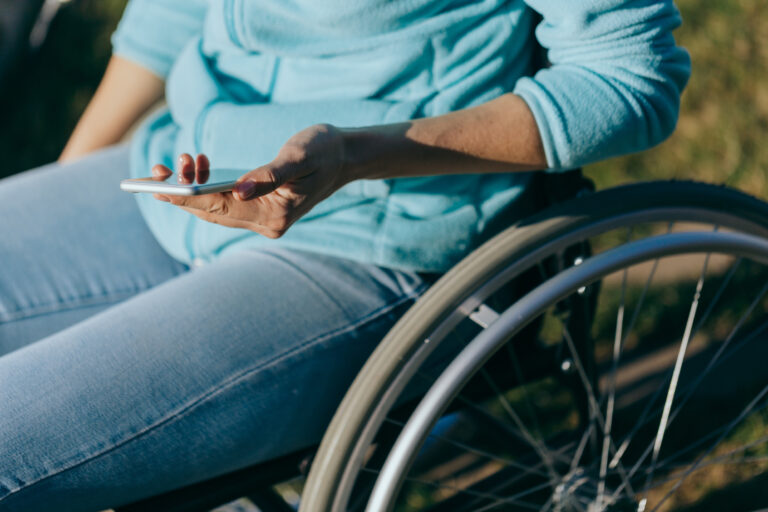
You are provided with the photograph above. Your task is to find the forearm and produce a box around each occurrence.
[342,93,547,181]
[59,55,165,162]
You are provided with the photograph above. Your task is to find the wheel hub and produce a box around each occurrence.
[552,469,639,512]
[552,469,591,511]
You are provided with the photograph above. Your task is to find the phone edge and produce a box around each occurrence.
[120,180,238,196]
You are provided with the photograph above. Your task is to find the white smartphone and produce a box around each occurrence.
[120,169,243,196]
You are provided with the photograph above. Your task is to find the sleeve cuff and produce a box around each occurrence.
[514,76,564,171]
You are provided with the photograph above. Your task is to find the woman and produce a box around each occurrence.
[0,0,690,510]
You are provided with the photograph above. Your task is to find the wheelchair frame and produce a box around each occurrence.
[116,180,768,512]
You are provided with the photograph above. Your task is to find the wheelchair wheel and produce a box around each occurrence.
[301,181,768,512]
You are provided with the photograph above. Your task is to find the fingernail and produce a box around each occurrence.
[154,194,170,202]
[236,181,256,200]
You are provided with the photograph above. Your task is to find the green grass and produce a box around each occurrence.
[585,0,768,198]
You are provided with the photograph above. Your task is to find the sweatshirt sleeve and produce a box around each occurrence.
[513,0,691,170]
[111,0,208,79]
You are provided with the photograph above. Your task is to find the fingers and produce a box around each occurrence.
[176,153,211,184]
[159,192,290,238]
[178,206,284,238]
[177,206,250,229]
[160,193,225,212]
[196,154,210,184]
[161,154,285,197]
[234,165,283,201]
[152,153,299,239]
[162,153,211,184]
[177,153,195,183]
[151,164,172,181]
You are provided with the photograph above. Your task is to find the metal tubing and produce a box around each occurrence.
[365,231,768,512]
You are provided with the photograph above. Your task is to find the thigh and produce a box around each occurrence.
[0,146,187,354]
[0,248,428,511]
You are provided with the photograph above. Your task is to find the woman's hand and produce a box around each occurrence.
[152,93,549,238]
[153,124,348,238]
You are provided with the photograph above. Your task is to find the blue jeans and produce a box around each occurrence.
[0,146,430,511]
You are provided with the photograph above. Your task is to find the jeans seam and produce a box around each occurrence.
[0,288,149,324]
[0,284,427,502]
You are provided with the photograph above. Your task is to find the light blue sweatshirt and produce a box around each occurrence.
[113,0,690,272]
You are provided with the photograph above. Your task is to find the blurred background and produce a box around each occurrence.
[1,3,766,511]
[0,0,766,196]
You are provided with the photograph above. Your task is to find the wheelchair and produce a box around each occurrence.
[117,177,768,512]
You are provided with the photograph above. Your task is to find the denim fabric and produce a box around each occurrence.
[0,146,429,511]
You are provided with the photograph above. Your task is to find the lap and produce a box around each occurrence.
[0,166,428,510]
[0,145,187,353]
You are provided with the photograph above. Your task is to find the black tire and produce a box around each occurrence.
[300,181,768,512]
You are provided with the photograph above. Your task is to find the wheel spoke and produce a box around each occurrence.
[649,383,768,512]
[570,421,596,472]
[598,259,630,508]
[412,369,538,453]
[505,343,548,452]
[610,315,768,491]
[609,380,768,502]
[688,258,741,337]
[538,494,555,512]
[647,397,768,478]
[641,253,711,502]
[642,438,768,494]
[619,223,690,353]
[356,228,768,512]
[382,417,551,480]
[618,257,660,358]
[456,442,577,512]
[466,480,554,512]
[561,325,637,498]
[609,286,768,502]
[602,425,768,485]
[479,367,561,483]
[607,245,739,476]
[664,279,768,429]
[359,467,544,511]
[561,326,603,429]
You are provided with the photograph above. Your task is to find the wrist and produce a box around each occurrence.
[340,127,374,183]
[340,123,411,183]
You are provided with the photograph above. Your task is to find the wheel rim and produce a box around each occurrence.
[301,183,768,512]
[320,208,768,512]
[364,231,768,511]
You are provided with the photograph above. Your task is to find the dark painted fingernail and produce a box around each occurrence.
[196,153,210,170]
[178,154,195,183]
[196,153,210,184]
[236,181,256,200]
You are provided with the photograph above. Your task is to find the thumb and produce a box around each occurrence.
[151,164,173,181]
[233,165,285,201]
